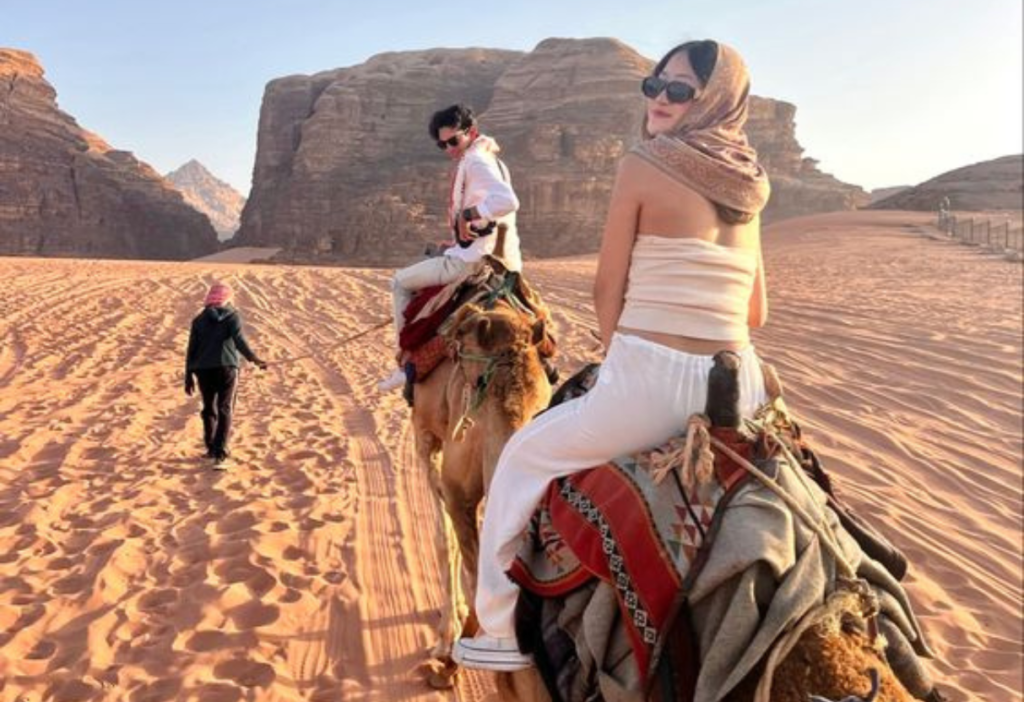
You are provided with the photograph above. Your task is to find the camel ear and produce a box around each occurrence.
[530,318,546,346]
[475,315,515,350]
[446,304,482,340]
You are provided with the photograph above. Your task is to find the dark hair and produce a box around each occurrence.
[429,103,476,140]
[652,39,754,225]
[653,40,718,88]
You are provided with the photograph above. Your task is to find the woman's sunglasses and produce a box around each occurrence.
[641,76,698,104]
[436,131,467,150]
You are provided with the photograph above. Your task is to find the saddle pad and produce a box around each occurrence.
[508,428,757,681]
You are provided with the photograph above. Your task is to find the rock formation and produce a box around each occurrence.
[236,48,522,265]
[235,38,868,264]
[871,155,1023,211]
[869,186,911,204]
[166,159,246,239]
[0,48,218,260]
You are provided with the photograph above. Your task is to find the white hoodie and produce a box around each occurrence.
[445,134,523,272]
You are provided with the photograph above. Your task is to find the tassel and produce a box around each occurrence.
[649,414,714,489]
[450,383,476,442]
[685,415,714,488]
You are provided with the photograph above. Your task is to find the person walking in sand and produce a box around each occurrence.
[379,103,523,392]
[453,40,772,670]
[184,282,267,467]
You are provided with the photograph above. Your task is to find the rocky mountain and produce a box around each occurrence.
[234,38,868,265]
[166,159,246,239]
[0,49,218,260]
[869,186,911,204]
[871,155,1023,211]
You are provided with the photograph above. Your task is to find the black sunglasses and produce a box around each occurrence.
[641,76,698,104]
[436,131,466,150]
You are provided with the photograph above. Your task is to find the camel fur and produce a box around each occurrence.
[410,301,553,688]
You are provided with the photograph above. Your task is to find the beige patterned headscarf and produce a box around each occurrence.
[633,43,770,216]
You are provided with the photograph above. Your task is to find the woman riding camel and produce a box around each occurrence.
[454,40,772,670]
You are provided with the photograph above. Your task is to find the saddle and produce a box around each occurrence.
[512,354,914,702]
[399,246,557,395]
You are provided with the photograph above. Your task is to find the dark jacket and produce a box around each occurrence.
[185,305,258,374]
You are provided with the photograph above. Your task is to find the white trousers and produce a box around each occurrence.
[475,333,768,638]
[391,255,472,343]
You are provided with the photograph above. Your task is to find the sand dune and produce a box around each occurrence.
[192,248,282,264]
[0,211,1019,701]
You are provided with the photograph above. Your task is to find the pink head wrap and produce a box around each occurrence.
[204,282,232,307]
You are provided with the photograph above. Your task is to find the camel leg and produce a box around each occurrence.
[410,418,461,689]
[438,434,485,632]
[443,475,483,615]
[419,432,462,654]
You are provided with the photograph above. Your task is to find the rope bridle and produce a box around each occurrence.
[445,298,539,442]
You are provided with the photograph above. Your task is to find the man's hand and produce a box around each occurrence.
[184,373,195,396]
[253,358,268,370]
[456,216,477,244]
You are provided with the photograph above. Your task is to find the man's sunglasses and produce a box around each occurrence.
[436,131,467,150]
[641,76,698,104]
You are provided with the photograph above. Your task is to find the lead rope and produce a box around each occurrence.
[263,318,391,367]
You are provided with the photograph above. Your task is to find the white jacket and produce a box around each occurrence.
[445,135,523,272]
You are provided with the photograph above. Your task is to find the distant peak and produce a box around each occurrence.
[171,158,209,175]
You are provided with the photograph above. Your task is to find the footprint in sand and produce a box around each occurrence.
[47,679,100,702]
[214,559,277,597]
[193,682,245,701]
[184,629,257,653]
[278,588,302,604]
[215,511,258,535]
[227,600,280,629]
[213,658,276,687]
[25,639,56,660]
[137,588,178,614]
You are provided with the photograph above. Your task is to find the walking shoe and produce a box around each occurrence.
[452,634,533,672]
[377,368,406,393]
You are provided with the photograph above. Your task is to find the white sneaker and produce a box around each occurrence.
[378,368,406,392]
[452,635,533,672]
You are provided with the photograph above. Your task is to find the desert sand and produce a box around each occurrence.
[0,211,1020,701]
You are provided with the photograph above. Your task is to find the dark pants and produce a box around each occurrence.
[195,367,238,458]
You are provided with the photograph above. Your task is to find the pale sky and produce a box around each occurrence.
[3,0,1022,194]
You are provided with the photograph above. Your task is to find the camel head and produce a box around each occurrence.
[445,303,551,427]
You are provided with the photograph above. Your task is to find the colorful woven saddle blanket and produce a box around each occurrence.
[509,426,767,681]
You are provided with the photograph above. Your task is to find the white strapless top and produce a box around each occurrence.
[618,235,758,343]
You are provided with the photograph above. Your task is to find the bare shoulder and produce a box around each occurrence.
[613,152,665,195]
[621,152,701,196]
[616,152,657,180]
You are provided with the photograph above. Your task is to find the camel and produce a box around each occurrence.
[410,299,553,688]
[407,292,939,700]
[479,357,941,702]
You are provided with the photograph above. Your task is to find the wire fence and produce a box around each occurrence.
[937,212,1024,252]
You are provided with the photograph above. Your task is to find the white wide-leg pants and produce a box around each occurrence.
[475,333,768,637]
[391,255,471,342]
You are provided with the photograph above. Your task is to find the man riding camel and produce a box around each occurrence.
[379,103,523,392]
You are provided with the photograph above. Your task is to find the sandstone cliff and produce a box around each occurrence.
[235,38,867,264]
[871,155,1023,211]
[166,159,246,239]
[0,48,218,260]
[237,48,522,264]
